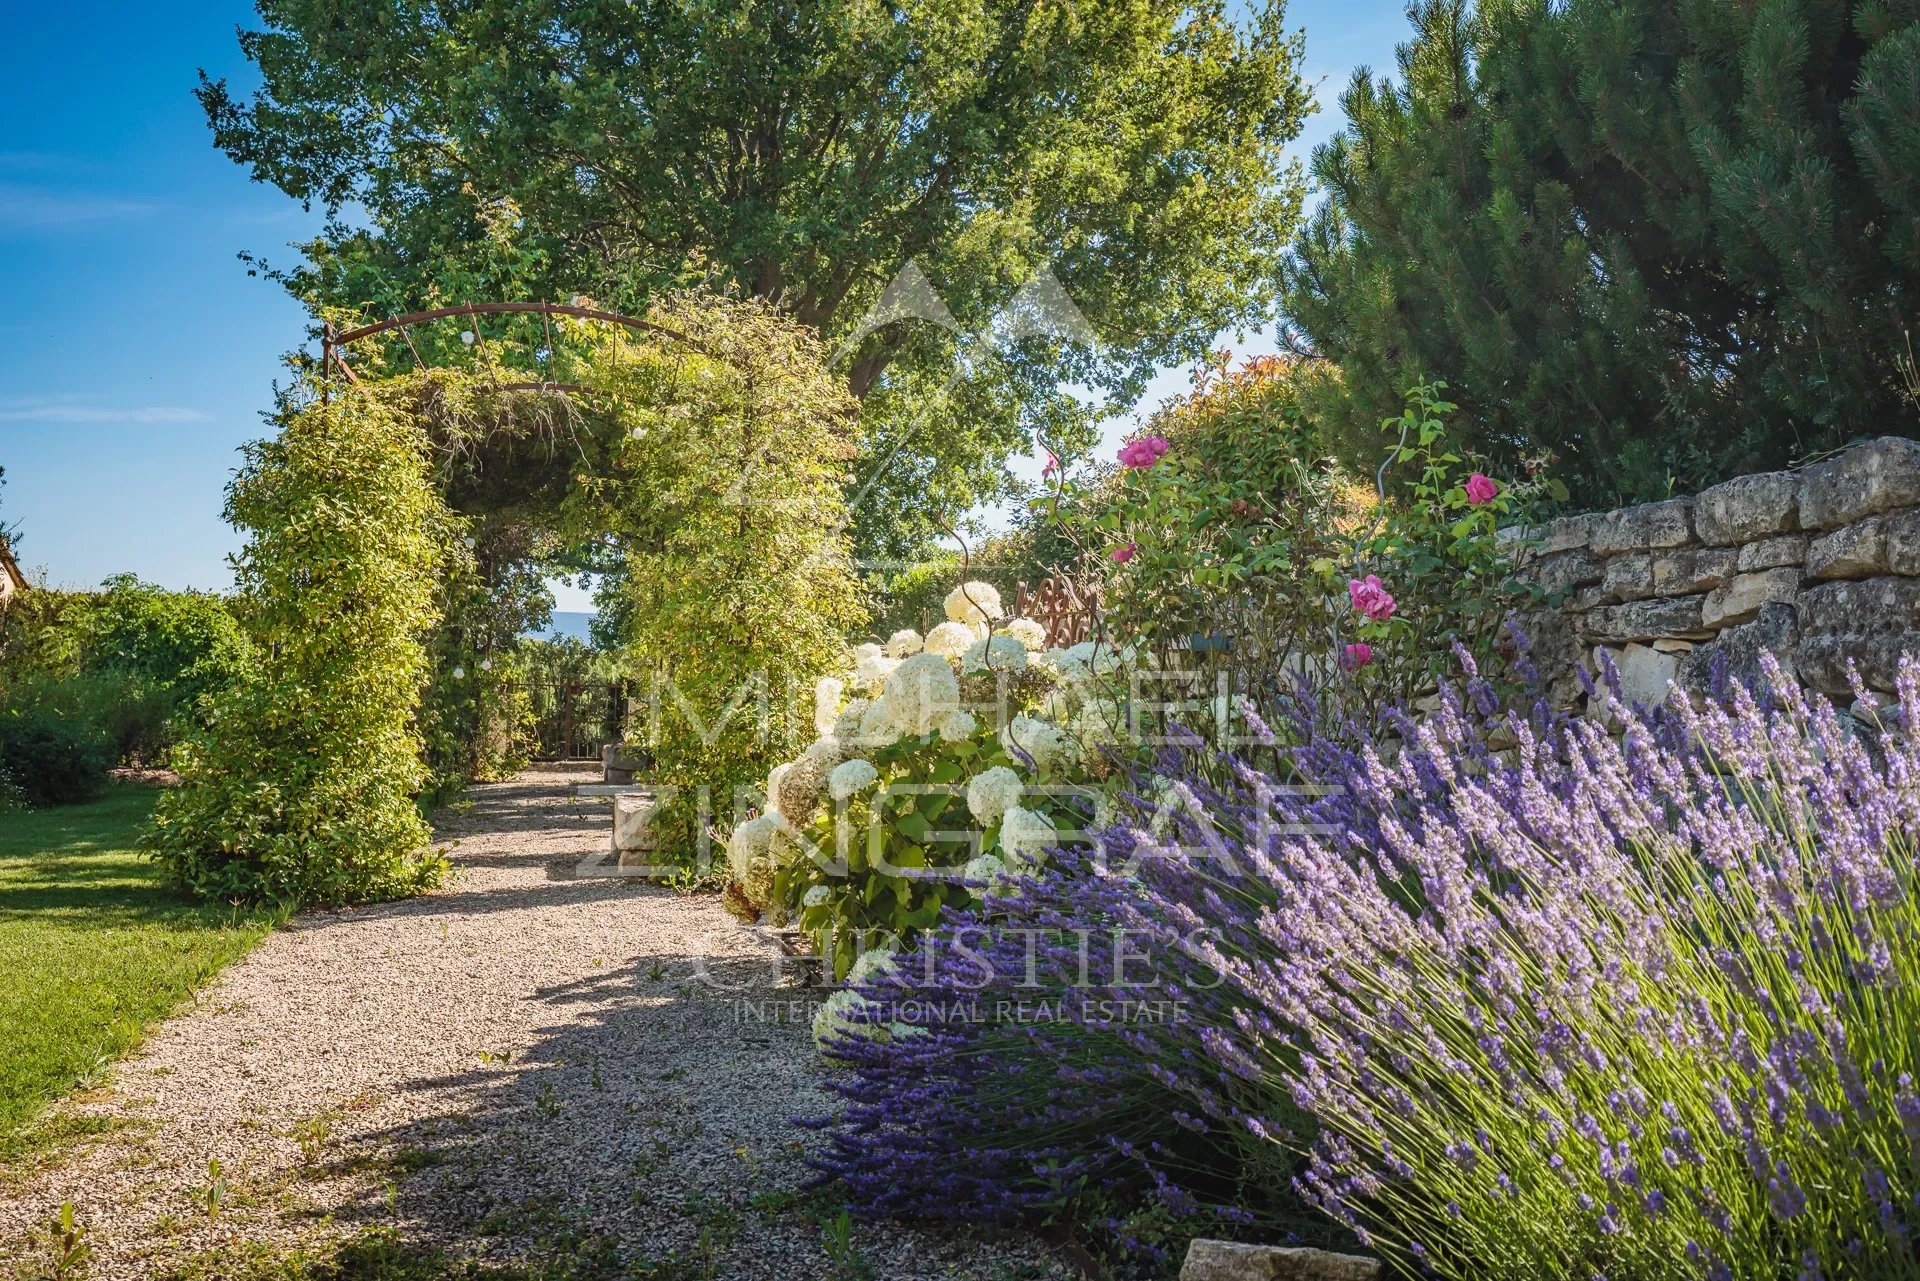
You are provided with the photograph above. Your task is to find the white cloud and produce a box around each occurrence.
[0,401,211,425]
[0,186,163,228]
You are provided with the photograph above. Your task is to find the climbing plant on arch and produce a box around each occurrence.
[149,293,866,905]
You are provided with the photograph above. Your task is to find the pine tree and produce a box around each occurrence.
[1284,0,1920,503]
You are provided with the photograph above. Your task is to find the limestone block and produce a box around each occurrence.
[1603,554,1656,602]
[1543,511,1603,554]
[1679,602,1798,697]
[1796,578,1920,634]
[1566,584,1609,612]
[1694,470,1799,545]
[1531,548,1607,597]
[1798,437,1920,529]
[1512,609,1582,706]
[1736,534,1809,572]
[1795,578,1920,693]
[1796,632,1916,694]
[1702,567,1800,628]
[1180,1240,1382,1281]
[604,741,648,778]
[1583,594,1709,643]
[1885,508,1920,576]
[1607,549,1734,601]
[1654,547,1736,596]
[1806,517,1889,581]
[1594,642,1681,707]
[612,791,658,853]
[1494,523,1541,567]
[1590,498,1695,555]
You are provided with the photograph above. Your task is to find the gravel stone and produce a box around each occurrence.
[0,766,1068,1281]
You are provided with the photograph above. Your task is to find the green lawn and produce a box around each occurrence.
[0,786,281,1141]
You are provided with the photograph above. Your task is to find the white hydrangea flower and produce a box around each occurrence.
[812,987,871,1052]
[775,754,829,825]
[1001,617,1047,652]
[961,634,1029,676]
[1073,697,1128,757]
[936,708,978,742]
[801,735,844,770]
[765,762,792,814]
[876,652,962,735]
[856,696,907,747]
[853,652,900,694]
[854,642,883,662]
[1039,645,1087,682]
[884,629,924,658]
[847,945,899,987]
[1000,714,1078,773]
[999,805,1058,868]
[962,853,1006,885]
[923,620,976,660]
[963,851,1033,901]
[966,766,1023,826]
[943,581,1005,625]
[813,676,845,736]
[833,698,872,743]
[1038,689,1075,723]
[828,758,879,801]
[802,884,832,908]
[1054,640,1123,677]
[724,813,780,881]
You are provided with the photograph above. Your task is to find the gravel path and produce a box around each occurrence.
[0,767,1068,1281]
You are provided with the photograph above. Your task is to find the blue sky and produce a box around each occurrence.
[0,0,1409,611]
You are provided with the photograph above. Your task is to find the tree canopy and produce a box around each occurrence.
[1281,0,1920,505]
[202,0,1312,557]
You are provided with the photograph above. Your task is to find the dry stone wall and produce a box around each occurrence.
[1513,436,1920,711]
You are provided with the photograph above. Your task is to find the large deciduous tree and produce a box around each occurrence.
[201,0,1312,556]
[1282,0,1920,506]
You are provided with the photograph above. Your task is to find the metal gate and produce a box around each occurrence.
[518,680,630,761]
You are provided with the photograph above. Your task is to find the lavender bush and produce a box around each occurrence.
[814,641,1920,1278]
[803,836,1341,1272]
[1163,655,1920,1280]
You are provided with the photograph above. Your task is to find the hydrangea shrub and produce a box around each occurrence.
[724,581,1112,980]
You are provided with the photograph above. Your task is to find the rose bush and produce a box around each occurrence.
[1041,368,1559,738]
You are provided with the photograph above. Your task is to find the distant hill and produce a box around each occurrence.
[525,611,596,642]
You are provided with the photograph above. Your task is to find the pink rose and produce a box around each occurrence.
[1341,642,1374,671]
[1347,574,1397,622]
[1465,472,1501,506]
[1118,437,1167,469]
[1110,541,1137,564]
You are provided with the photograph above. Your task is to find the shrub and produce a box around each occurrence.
[0,701,112,808]
[1145,653,1920,1280]
[0,579,251,764]
[1046,372,1555,728]
[78,576,252,721]
[725,585,1109,978]
[866,543,1034,640]
[590,295,868,860]
[805,842,1337,1276]
[146,389,449,905]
